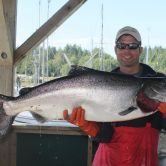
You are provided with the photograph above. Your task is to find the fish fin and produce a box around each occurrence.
[0,94,15,102]
[0,107,15,140]
[68,65,96,76]
[118,106,137,116]
[19,87,32,95]
[30,112,47,123]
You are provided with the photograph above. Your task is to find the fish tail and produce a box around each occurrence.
[0,94,15,140]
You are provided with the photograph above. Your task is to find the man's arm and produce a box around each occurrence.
[137,89,166,115]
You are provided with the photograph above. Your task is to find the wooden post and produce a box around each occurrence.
[0,1,16,166]
[0,0,16,95]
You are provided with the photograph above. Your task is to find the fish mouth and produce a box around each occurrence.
[145,85,166,102]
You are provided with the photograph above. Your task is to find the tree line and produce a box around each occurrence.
[17,44,166,79]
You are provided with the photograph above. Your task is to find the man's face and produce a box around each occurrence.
[114,35,143,68]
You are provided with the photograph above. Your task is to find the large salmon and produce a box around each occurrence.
[0,65,165,139]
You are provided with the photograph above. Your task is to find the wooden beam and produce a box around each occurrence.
[2,0,17,50]
[0,0,16,95]
[14,0,87,65]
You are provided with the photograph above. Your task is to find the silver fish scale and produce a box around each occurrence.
[12,72,143,106]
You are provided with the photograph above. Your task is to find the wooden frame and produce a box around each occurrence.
[0,1,88,166]
[9,125,92,166]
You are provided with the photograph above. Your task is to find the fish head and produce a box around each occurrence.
[144,78,166,102]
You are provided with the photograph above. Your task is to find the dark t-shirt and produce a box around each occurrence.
[94,63,166,143]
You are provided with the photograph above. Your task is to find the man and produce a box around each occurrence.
[63,26,166,166]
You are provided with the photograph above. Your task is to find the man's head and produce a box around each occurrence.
[114,26,143,74]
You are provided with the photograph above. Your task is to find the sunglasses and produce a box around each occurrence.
[116,42,141,49]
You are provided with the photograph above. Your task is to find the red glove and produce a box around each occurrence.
[158,102,166,117]
[136,90,160,112]
[63,106,99,137]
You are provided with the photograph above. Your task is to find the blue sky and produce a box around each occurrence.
[17,0,166,57]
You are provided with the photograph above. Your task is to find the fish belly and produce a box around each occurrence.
[3,88,155,122]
